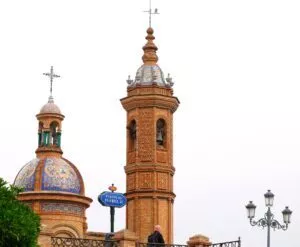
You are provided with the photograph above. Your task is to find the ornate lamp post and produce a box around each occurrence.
[246,190,292,247]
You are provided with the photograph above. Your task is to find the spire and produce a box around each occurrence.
[142,27,159,65]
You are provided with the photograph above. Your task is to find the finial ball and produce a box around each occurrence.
[147,27,154,34]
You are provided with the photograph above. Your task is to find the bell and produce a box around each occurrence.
[157,131,163,145]
[53,137,58,146]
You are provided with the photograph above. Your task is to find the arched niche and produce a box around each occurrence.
[156,118,166,148]
[52,224,80,238]
[49,121,61,147]
[128,119,137,151]
[38,122,44,146]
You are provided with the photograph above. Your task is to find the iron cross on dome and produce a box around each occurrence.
[43,66,60,97]
[143,0,159,27]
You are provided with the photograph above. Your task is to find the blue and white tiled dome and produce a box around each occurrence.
[14,157,83,195]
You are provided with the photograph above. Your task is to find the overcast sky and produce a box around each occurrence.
[0,1,299,247]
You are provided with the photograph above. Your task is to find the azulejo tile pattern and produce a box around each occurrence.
[41,202,84,216]
[14,159,39,191]
[42,158,81,194]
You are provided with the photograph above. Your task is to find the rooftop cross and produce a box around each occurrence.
[43,66,60,97]
[143,0,159,27]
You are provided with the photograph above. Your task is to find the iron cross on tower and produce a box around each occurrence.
[144,0,159,27]
[43,66,60,97]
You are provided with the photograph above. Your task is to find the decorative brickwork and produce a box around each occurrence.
[128,152,136,164]
[139,199,153,240]
[157,173,168,190]
[158,200,168,239]
[157,151,167,163]
[139,172,152,189]
[127,200,135,233]
[138,109,154,162]
[127,174,135,191]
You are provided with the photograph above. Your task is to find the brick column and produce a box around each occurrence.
[114,229,139,247]
[187,235,212,247]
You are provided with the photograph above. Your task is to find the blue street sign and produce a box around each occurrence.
[98,191,127,208]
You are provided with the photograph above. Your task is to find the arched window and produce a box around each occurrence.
[38,122,43,146]
[156,119,166,147]
[128,120,137,151]
[50,122,59,146]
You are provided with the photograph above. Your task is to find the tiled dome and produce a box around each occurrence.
[40,96,61,114]
[14,157,83,195]
[128,64,168,88]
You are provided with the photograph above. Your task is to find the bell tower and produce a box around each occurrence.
[121,27,179,243]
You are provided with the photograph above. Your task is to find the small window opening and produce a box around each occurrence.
[38,122,43,146]
[128,120,137,151]
[156,119,165,147]
[50,122,59,146]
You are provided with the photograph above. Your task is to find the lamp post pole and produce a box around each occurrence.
[266,207,271,247]
[108,184,117,233]
[246,190,292,247]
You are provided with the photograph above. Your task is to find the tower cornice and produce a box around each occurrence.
[17,191,93,207]
[125,191,176,200]
[127,85,174,96]
[121,92,179,113]
[36,112,65,120]
[124,164,175,175]
[35,146,63,156]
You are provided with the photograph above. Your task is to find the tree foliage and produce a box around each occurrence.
[0,178,40,247]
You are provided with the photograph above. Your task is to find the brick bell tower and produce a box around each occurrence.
[121,27,179,243]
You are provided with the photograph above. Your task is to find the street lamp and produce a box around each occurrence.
[264,190,274,207]
[245,190,292,247]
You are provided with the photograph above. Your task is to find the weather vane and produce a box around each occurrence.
[43,66,60,97]
[144,0,159,27]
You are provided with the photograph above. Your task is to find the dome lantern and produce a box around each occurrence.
[36,66,65,155]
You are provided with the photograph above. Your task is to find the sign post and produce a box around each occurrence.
[110,206,115,233]
[98,184,127,233]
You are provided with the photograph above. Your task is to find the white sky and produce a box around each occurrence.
[0,1,299,246]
